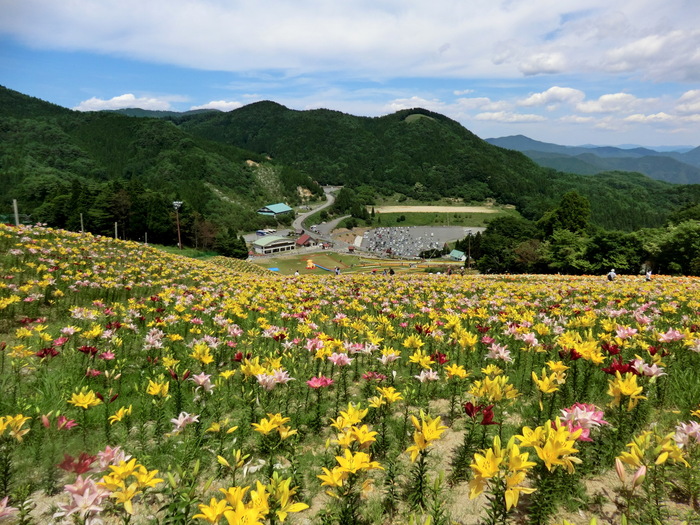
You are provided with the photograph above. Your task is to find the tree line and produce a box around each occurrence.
[463,192,700,276]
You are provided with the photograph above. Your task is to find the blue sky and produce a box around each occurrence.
[1,0,699,148]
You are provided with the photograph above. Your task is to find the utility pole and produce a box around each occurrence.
[467,230,472,270]
[173,201,183,249]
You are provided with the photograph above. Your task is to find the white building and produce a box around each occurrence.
[252,235,296,255]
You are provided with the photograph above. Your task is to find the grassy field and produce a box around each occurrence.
[372,194,500,207]
[251,251,466,275]
[305,195,518,230]
[370,210,510,227]
[153,244,218,259]
[253,252,361,274]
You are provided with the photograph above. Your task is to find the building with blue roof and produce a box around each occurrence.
[257,203,293,216]
[449,249,466,261]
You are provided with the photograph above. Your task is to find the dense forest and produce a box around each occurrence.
[1,85,699,268]
[0,87,324,251]
[451,192,700,276]
[175,101,700,231]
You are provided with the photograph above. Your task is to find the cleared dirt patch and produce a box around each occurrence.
[372,206,499,213]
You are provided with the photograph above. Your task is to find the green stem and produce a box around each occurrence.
[81,410,88,448]
[547,390,557,421]
[0,441,13,498]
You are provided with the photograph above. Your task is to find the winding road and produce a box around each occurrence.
[293,186,351,248]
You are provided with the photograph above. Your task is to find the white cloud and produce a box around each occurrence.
[190,100,243,112]
[385,96,445,113]
[518,52,568,75]
[474,111,546,123]
[680,114,700,123]
[383,95,517,123]
[559,115,595,124]
[593,117,626,131]
[602,29,700,81]
[624,112,673,123]
[575,93,651,114]
[518,86,585,107]
[676,90,700,114]
[73,93,172,111]
[454,97,510,112]
[0,0,695,81]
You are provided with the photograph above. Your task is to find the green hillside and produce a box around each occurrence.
[2,85,700,244]
[177,102,700,230]
[0,85,71,118]
[0,86,323,246]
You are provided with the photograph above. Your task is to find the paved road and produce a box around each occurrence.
[245,188,482,257]
[293,187,352,249]
[244,186,341,243]
[291,186,339,232]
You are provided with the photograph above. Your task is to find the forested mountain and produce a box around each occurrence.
[525,151,700,185]
[2,85,700,246]
[486,135,674,158]
[0,86,71,118]
[0,86,323,249]
[486,134,700,183]
[175,102,700,230]
[685,145,700,166]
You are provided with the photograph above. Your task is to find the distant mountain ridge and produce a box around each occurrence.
[486,135,700,184]
[109,108,221,118]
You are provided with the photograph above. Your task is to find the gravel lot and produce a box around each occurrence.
[359,225,483,257]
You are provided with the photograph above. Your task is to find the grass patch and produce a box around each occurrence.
[373,211,511,227]
[404,113,436,124]
[372,195,498,207]
[152,244,218,259]
[251,253,365,275]
[301,210,321,229]
[250,251,465,275]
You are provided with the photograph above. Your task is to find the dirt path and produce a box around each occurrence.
[372,205,499,213]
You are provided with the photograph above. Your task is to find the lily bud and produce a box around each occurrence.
[615,458,626,483]
[632,465,646,488]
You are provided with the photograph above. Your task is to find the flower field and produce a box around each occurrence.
[1,223,699,525]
